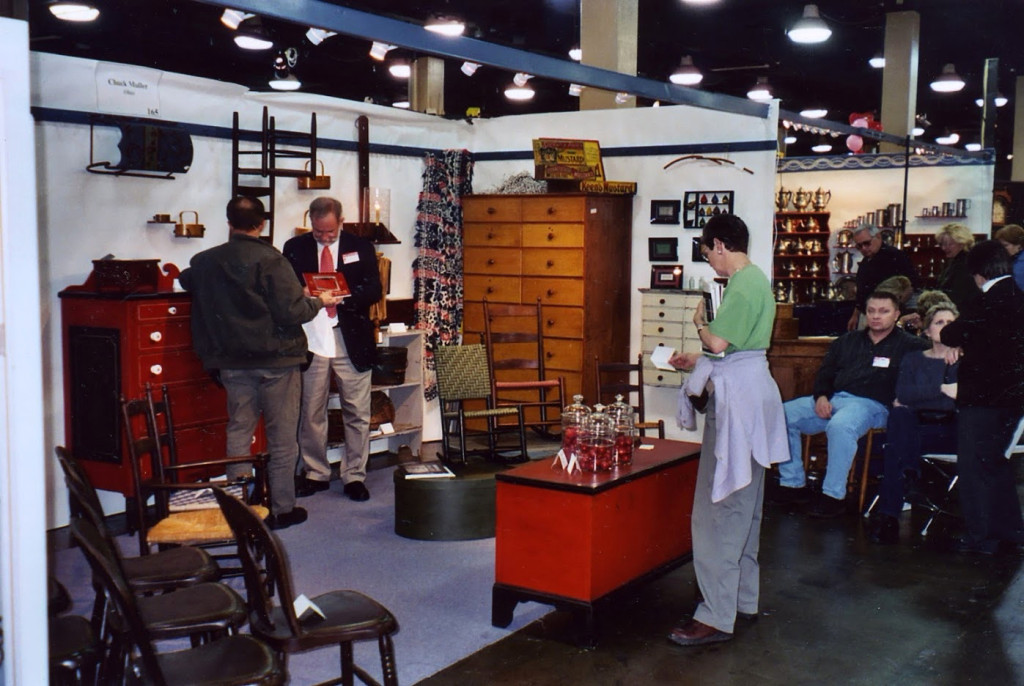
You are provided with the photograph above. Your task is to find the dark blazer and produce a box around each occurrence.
[941,277,1024,409]
[282,231,383,372]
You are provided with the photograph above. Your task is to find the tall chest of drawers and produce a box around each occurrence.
[462,193,633,403]
[60,273,262,497]
[639,289,704,387]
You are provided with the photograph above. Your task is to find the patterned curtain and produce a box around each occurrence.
[412,149,474,400]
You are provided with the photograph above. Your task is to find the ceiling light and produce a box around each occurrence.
[788,5,832,44]
[800,108,828,119]
[392,101,410,109]
[220,9,253,30]
[568,46,582,61]
[682,0,722,5]
[746,76,773,101]
[461,61,480,76]
[652,100,661,107]
[269,72,301,91]
[424,17,465,36]
[512,72,533,88]
[306,28,337,46]
[935,132,960,145]
[389,61,411,79]
[234,18,273,51]
[504,77,535,100]
[568,83,583,97]
[912,126,925,136]
[965,142,982,152]
[614,92,632,104]
[669,56,703,86]
[869,54,885,69]
[49,2,100,22]
[784,134,798,145]
[369,41,396,60]
[929,63,965,93]
[811,140,833,153]
[975,93,1008,107]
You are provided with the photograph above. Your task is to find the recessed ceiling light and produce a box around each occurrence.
[269,73,301,91]
[424,17,465,36]
[746,76,772,101]
[811,141,833,153]
[964,142,982,152]
[669,56,703,86]
[49,2,100,22]
[389,61,411,79]
[788,5,832,44]
[912,126,925,136]
[784,134,798,144]
[392,101,410,109]
[800,108,828,119]
[234,18,274,51]
[935,132,960,145]
[869,55,885,69]
[930,64,965,93]
[568,46,582,61]
[504,80,535,100]
[975,94,1008,107]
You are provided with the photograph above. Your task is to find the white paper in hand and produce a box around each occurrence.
[650,346,677,371]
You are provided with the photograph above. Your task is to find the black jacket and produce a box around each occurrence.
[179,233,322,370]
[813,327,929,405]
[282,231,382,372]
[941,277,1024,409]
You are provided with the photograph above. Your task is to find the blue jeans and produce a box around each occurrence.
[778,392,889,500]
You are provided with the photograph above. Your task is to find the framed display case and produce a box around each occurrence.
[684,190,734,228]
[650,199,681,225]
[648,237,679,261]
[650,264,683,289]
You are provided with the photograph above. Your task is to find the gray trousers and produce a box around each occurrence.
[221,366,301,516]
[298,332,371,485]
[691,398,766,634]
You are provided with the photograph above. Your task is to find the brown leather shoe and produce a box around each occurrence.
[667,619,732,647]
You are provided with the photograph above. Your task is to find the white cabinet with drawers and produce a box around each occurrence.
[639,288,704,387]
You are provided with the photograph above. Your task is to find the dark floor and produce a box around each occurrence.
[419,472,1024,686]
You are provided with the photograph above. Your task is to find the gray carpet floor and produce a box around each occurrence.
[52,463,550,684]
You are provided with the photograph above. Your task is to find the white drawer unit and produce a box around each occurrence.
[639,288,703,387]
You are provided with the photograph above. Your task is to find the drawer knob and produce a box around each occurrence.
[487,232,494,240]
[546,289,555,297]
[657,343,665,347]
[486,286,494,294]
[657,375,664,382]
[546,351,554,359]
[487,258,495,266]
[149,331,163,342]
[546,260,555,268]
[547,206,556,215]
[168,306,178,315]
[487,206,496,215]
[658,312,665,318]
[658,326,664,333]
[150,364,163,376]
[547,232,555,241]
[547,319,555,327]
[659,298,666,305]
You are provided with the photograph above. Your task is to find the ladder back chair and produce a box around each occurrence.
[593,354,666,439]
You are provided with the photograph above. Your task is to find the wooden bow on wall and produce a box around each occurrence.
[663,154,754,175]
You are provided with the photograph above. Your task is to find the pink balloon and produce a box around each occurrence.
[846,134,864,153]
[852,117,869,129]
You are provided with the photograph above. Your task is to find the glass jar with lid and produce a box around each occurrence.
[560,394,591,468]
[579,404,616,472]
[607,394,636,467]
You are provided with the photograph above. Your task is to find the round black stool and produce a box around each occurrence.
[393,463,506,541]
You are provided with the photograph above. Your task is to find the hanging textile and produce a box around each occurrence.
[412,149,474,400]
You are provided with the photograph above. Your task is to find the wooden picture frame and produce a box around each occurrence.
[303,272,351,297]
[650,199,681,225]
[648,237,678,262]
[650,264,683,289]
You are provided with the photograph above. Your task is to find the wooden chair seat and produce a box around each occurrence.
[801,428,883,513]
[146,504,269,547]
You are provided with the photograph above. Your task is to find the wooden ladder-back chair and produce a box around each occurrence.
[593,354,666,439]
[69,517,284,686]
[433,344,529,464]
[214,488,399,686]
[482,298,566,438]
[120,383,269,561]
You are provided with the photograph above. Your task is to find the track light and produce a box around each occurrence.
[369,41,396,60]
[220,9,253,30]
[788,5,832,44]
[424,17,465,36]
[669,56,703,86]
[234,17,273,51]
[306,28,337,46]
[746,76,773,101]
[460,61,480,76]
[930,64,965,93]
[568,83,583,97]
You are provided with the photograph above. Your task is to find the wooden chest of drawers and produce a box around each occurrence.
[639,288,704,387]
[463,194,633,403]
[60,278,263,496]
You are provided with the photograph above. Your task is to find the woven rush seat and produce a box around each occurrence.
[147,503,270,547]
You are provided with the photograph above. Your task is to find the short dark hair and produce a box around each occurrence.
[226,196,265,231]
[866,290,901,310]
[966,239,1011,281]
[701,214,749,253]
[309,196,343,222]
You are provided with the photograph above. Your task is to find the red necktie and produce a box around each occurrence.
[320,245,337,318]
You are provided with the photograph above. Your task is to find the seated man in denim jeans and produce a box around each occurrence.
[775,291,929,517]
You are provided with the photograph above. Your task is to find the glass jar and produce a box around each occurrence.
[608,395,636,468]
[560,395,591,468]
[580,404,615,472]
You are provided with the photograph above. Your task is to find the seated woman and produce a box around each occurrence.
[868,303,960,544]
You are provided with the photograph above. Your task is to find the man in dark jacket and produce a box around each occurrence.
[940,239,1024,554]
[283,197,382,501]
[179,196,341,530]
[846,224,919,331]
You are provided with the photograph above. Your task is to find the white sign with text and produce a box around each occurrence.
[95,64,162,117]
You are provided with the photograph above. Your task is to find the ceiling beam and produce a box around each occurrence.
[196,0,769,119]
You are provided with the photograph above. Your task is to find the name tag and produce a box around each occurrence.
[342,251,360,264]
[872,356,891,368]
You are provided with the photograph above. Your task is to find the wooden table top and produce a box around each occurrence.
[495,438,701,494]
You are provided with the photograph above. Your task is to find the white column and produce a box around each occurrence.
[880,11,919,151]
[579,0,638,111]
